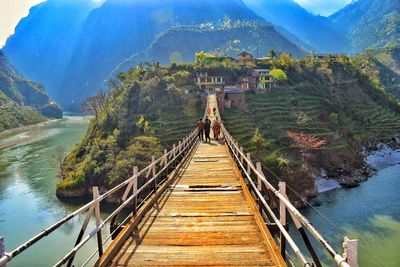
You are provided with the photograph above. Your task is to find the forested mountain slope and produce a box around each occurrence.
[113,23,305,74]
[330,0,400,52]
[243,0,349,53]
[0,51,62,132]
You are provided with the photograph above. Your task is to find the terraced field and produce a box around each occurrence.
[224,89,400,154]
[155,111,202,147]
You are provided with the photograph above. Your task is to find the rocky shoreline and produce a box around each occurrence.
[313,137,400,194]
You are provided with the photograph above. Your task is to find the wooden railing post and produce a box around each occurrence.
[0,236,5,266]
[246,153,252,176]
[152,155,156,190]
[279,182,287,260]
[343,237,358,267]
[283,183,322,267]
[132,166,138,212]
[93,187,103,257]
[163,149,168,167]
[240,147,244,165]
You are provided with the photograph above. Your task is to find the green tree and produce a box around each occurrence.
[268,49,277,59]
[252,128,265,155]
[279,53,293,66]
[269,68,287,81]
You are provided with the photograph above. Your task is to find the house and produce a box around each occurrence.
[224,87,246,110]
[252,69,276,90]
[195,72,224,91]
[256,56,273,64]
[235,51,256,67]
[237,76,257,90]
[313,54,344,60]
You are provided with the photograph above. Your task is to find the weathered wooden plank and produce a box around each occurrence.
[104,127,286,266]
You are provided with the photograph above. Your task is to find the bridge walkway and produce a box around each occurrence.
[103,96,285,266]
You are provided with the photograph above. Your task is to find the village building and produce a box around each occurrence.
[195,72,224,91]
[235,51,256,67]
[252,69,276,90]
[237,76,257,90]
[256,56,273,64]
[224,86,246,110]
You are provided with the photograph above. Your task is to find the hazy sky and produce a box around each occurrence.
[294,0,353,16]
[0,0,47,47]
[0,0,353,48]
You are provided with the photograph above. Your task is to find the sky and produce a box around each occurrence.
[293,0,353,16]
[0,0,353,48]
[0,0,46,47]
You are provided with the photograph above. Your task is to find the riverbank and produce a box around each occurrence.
[313,138,400,194]
[0,115,97,267]
[0,118,56,139]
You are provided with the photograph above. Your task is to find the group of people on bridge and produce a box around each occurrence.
[196,108,221,143]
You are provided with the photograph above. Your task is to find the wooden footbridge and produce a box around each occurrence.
[0,94,358,267]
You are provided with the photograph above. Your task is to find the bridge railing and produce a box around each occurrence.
[0,128,199,267]
[221,123,357,267]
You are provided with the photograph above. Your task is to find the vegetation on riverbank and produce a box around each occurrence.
[223,54,400,202]
[0,51,62,133]
[58,52,400,203]
[57,63,202,195]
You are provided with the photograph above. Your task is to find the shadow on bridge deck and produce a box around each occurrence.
[98,138,285,266]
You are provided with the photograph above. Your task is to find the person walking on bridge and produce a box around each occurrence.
[204,117,211,143]
[197,118,204,141]
[212,117,221,141]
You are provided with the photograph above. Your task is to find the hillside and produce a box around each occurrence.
[358,46,400,99]
[0,51,62,132]
[4,0,272,110]
[56,53,400,204]
[243,0,349,53]
[2,0,98,99]
[113,23,305,73]
[222,55,400,202]
[330,0,400,53]
[57,63,202,197]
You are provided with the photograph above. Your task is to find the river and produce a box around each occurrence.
[0,116,399,266]
[0,116,104,267]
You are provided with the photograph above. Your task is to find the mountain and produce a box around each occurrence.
[57,63,202,196]
[113,23,305,73]
[359,45,400,99]
[243,0,349,53]
[3,0,266,110]
[0,51,62,132]
[330,0,400,53]
[2,0,98,101]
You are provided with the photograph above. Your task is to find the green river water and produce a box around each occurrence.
[0,116,399,266]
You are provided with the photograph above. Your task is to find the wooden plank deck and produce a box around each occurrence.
[107,141,286,266]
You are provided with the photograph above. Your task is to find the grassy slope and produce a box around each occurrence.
[58,64,202,193]
[223,56,400,202]
[0,92,46,132]
[361,46,400,99]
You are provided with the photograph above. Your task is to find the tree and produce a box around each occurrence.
[268,49,277,59]
[81,90,106,122]
[252,128,265,155]
[279,53,293,66]
[269,68,287,81]
[54,145,65,177]
[287,131,326,152]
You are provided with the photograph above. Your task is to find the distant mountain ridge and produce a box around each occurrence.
[3,0,271,110]
[113,23,305,74]
[243,0,349,53]
[0,51,62,132]
[330,0,400,52]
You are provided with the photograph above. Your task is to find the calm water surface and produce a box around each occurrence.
[1,116,399,266]
[0,116,107,267]
[296,164,400,266]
